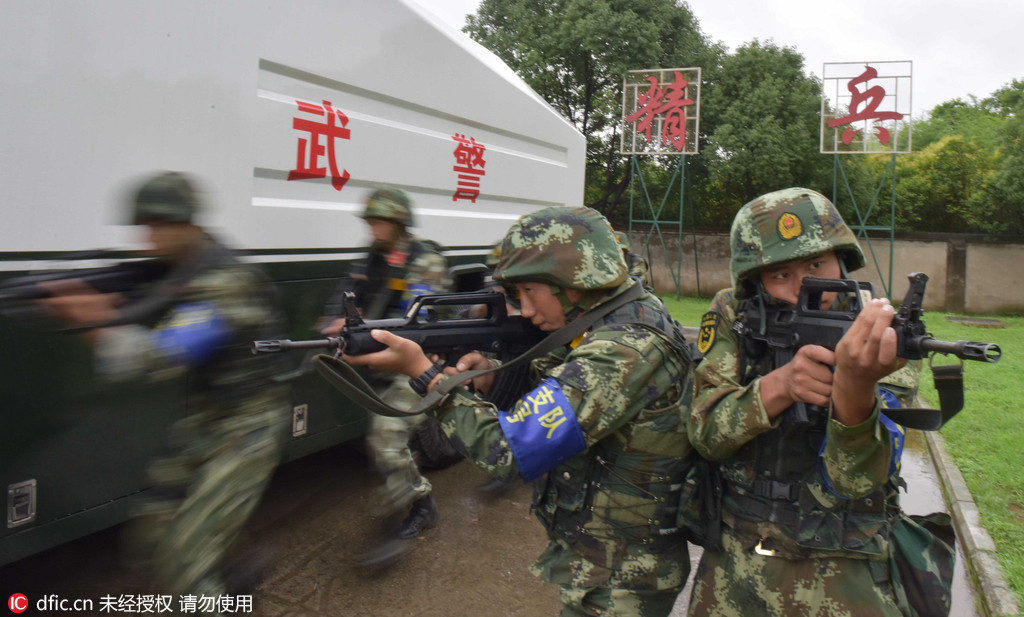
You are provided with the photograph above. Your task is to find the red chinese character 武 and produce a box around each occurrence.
[452,133,486,203]
[827,66,905,145]
[625,71,694,152]
[288,99,351,191]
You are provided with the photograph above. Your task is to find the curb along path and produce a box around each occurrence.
[926,431,1021,617]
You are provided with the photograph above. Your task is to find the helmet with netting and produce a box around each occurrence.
[362,187,414,227]
[730,187,864,294]
[131,171,200,224]
[493,206,627,291]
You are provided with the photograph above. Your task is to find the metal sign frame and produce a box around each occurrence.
[822,60,913,297]
[621,67,702,297]
[821,61,913,154]
[621,67,701,156]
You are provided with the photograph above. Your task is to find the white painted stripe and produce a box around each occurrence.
[2,249,491,271]
[251,197,522,220]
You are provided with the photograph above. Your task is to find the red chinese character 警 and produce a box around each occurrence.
[624,71,694,152]
[827,66,904,145]
[288,99,351,191]
[452,133,486,203]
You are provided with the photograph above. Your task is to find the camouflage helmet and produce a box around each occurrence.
[730,187,865,293]
[493,206,628,291]
[362,187,414,227]
[131,171,200,224]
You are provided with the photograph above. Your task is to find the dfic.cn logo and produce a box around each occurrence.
[8,594,28,613]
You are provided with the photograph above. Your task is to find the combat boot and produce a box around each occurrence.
[396,495,439,539]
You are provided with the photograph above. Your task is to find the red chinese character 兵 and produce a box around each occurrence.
[288,99,351,191]
[452,133,486,203]
[826,66,905,145]
[624,71,695,152]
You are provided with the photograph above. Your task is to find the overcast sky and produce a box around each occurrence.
[415,0,1024,118]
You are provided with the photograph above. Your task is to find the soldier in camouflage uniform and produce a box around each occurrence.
[686,187,954,616]
[40,172,290,606]
[318,187,451,567]
[344,206,697,616]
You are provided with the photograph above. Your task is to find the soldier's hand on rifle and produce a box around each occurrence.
[832,298,906,425]
[36,278,121,328]
[320,317,346,336]
[343,329,435,380]
[759,345,836,417]
[445,352,496,395]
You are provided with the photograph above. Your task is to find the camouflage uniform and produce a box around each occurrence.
[95,173,289,604]
[323,188,451,517]
[615,230,651,290]
[432,207,696,617]
[686,188,952,616]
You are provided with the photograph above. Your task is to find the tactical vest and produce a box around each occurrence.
[727,298,896,559]
[532,290,694,564]
[353,236,442,319]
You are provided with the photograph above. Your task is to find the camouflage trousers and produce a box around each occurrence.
[531,538,688,617]
[126,389,287,606]
[366,376,431,515]
[688,526,905,617]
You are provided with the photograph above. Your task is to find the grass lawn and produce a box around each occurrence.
[662,294,1024,612]
[916,312,1024,613]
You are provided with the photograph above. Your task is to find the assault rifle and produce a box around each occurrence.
[253,290,545,410]
[735,272,1001,430]
[0,252,172,329]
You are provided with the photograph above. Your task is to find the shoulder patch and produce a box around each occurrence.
[697,311,720,355]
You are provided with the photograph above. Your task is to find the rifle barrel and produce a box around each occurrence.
[918,337,1001,363]
[251,338,342,354]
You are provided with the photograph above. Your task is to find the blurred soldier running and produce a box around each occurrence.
[318,187,451,568]
[40,171,290,605]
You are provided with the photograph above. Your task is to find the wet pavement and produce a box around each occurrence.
[0,430,984,616]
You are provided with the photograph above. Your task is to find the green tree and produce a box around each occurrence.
[894,135,997,232]
[913,97,1003,151]
[977,80,1024,235]
[465,0,722,223]
[697,40,836,226]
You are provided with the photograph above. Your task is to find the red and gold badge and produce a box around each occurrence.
[777,212,803,240]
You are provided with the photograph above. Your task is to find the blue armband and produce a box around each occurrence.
[818,386,906,497]
[498,378,587,481]
[878,388,906,477]
[152,302,233,367]
[401,283,439,316]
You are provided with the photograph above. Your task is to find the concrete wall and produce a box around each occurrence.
[966,243,1024,314]
[628,230,1024,315]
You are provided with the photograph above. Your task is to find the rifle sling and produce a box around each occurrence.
[879,361,964,431]
[313,281,644,417]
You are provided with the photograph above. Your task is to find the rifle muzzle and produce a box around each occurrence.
[920,338,1001,363]
[251,337,343,354]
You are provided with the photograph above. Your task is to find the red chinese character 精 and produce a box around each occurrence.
[625,71,694,152]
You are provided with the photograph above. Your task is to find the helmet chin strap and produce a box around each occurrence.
[551,285,603,323]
